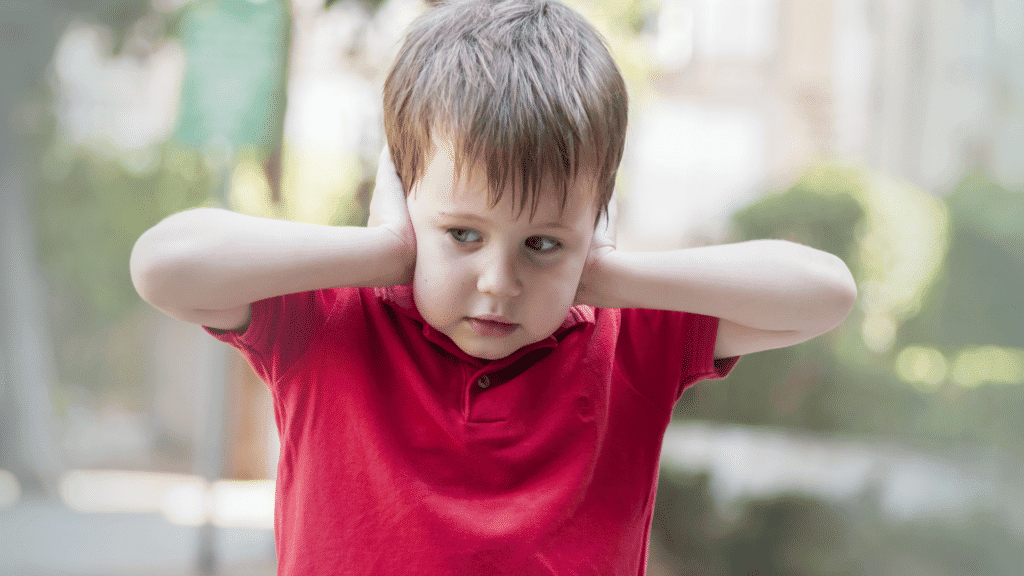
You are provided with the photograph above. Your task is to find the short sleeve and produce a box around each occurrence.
[673,313,740,397]
[203,289,342,387]
[616,308,740,410]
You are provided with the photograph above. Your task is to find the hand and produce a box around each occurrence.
[575,189,618,306]
[367,146,416,284]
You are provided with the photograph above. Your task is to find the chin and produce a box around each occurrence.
[458,342,514,361]
[453,333,524,360]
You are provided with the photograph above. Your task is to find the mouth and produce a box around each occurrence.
[466,316,519,337]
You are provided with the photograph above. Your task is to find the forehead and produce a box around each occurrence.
[415,140,598,226]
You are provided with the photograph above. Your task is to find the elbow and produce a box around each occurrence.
[130,224,161,304]
[801,286,856,340]
[130,228,187,309]
[835,254,858,306]
[834,280,858,327]
[795,246,858,334]
[130,208,214,308]
[824,258,858,330]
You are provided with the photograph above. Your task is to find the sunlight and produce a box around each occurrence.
[861,313,897,353]
[229,152,277,218]
[278,144,363,224]
[895,346,947,390]
[58,469,274,529]
[951,346,1024,387]
[854,174,950,353]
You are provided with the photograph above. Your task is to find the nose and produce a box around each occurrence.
[476,247,522,299]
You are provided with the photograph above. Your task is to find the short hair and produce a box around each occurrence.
[382,0,628,225]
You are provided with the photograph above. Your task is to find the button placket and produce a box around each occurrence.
[461,365,475,420]
[466,370,503,422]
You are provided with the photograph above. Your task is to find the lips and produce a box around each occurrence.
[475,314,514,324]
[467,316,519,336]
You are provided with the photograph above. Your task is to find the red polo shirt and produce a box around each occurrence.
[205,285,738,575]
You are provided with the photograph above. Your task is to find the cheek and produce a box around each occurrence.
[414,243,449,290]
[526,259,586,313]
[413,240,472,309]
[548,251,588,290]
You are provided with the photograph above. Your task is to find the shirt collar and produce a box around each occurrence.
[373,285,595,368]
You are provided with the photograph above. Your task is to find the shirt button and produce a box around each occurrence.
[477,375,490,389]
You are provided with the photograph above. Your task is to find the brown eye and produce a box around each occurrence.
[525,236,560,253]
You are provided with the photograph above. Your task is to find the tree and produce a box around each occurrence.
[0,0,394,496]
[896,172,1024,351]
[0,0,117,497]
[678,163,1024,457]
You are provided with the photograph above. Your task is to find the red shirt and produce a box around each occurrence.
[206,285,738,575]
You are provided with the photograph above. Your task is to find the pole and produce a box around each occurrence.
[195,154,234,576]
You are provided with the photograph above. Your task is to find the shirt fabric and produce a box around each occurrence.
[205,285,739,575]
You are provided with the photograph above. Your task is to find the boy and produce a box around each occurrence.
[130,0,857,573]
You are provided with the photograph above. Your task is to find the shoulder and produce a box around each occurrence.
[205,286,366,369]
[606,306,731,380]
[612,307,718,343]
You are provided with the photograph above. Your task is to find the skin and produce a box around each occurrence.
[131,147,854,359]
[405,141,603,360]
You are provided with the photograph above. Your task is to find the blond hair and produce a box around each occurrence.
[383,0,628,225]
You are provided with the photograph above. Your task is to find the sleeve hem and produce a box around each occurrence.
[677,315,740,398]
[201,298,276,379]
[710,354,741,379]
[202,299,270,345]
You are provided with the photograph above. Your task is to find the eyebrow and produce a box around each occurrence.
[438,211,571,230]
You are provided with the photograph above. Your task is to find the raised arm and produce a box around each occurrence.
[580,239,857,358]
[130,148,415,331]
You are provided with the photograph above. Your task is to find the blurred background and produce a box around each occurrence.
[0,0,1021,574]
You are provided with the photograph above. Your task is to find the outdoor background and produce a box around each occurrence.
[1,0,1022,574]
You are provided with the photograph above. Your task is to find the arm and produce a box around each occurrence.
[581,239,858,358]
[130,149,415,331]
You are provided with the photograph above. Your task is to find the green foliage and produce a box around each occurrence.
[721,495,856,575]
[20,0,289,399]
[848,507,1024,576]
[897,172,1024,351]
[945,171,1024,252]
[680,166,871,432]
[652,470,1024,576]
[653,470,864,575]
[33,145,214,334]
[729,166,867,269]
[29,139,215,397]
[683,164,1024,457]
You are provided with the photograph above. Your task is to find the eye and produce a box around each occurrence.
[448,228,481,243]
[525,236,561,253]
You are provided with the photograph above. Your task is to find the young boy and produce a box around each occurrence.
[130,0,857,573]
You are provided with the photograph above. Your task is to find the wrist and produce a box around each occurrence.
[375,225,416,286]
[576,246,617,308]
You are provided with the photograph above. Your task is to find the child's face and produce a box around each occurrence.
[406,141,599,360]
